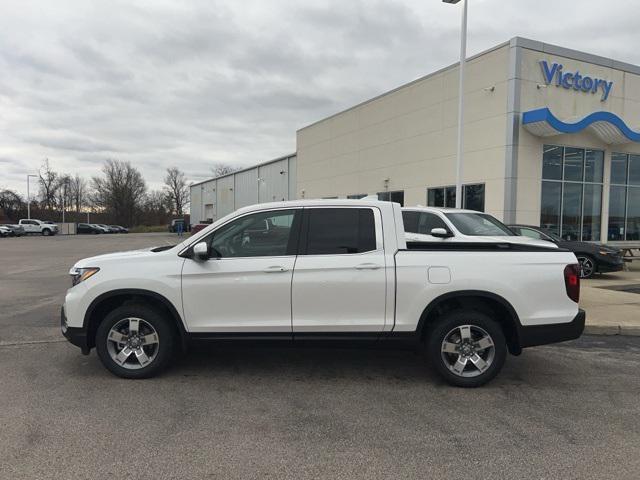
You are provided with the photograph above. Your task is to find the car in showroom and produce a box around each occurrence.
[508,225,625,279]
[62,199,584,387]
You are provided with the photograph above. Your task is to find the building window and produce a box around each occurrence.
[608,153,640,241]
[427,184,485,211]
[540,145,603,241]
[377,190,404,206]
[347,194,367,199]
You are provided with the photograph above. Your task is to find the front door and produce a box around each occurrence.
[292,207,388,332]
[181,208,301,332]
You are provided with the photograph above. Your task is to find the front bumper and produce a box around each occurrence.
[596,256,625,273]
[61,307,90,355]
[518,309,585,348]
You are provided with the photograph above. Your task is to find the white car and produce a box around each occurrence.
[62,199,584,387]
[91,224,110,233]
[18,219,58,236]
[401,207,557,248]
[0,226,11,237]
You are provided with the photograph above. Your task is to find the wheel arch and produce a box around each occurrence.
[83,289,187,350]
[416,290,523,355]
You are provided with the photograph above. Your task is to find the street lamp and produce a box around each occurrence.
[443,0,468,209]
[26,174,38,219]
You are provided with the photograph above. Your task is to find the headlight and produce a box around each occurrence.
[69,267,100,286]
[598,250,610,256]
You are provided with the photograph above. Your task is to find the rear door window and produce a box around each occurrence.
[303,208,377,255]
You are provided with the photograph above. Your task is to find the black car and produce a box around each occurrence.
[508,225,625,278]
[77,223,103,234]
[109,225,129,233]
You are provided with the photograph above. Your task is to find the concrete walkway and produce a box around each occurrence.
[581,262,640,336]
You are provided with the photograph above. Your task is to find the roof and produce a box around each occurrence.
[190,153,296,188]
[401,206,485,214]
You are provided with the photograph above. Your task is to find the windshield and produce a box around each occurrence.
[445,213,514,236]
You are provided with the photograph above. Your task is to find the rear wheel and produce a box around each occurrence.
[426,310,507,387]
[95,304,175,379]
[576,254,595,279]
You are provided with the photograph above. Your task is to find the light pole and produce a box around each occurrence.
[26,174,38,219]
[443,0,467,209]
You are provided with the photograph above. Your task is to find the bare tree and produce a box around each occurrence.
[163,167,190,216]
[55,174,72,216]
[141,190,170,225]
[91,159,147,227]
[38,158,58,210]
[69,174,88,213]
[0,189,24,221]
[211,162,240,178]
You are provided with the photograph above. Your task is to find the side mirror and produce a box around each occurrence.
[193,241,209,260]
[431,227,453,238]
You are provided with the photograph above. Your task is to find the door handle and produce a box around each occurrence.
[263,266,289,273]
[355,263,382,270]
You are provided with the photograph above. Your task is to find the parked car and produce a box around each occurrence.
[77,223,103,234]
[90,224,110,234]
[1,224,25,236]
[508,225,625,279]
[109,225,129,233]
[62,199,584,387]
[190,224,208,235]
[18,219,58,236]
[401,207,556,248]
[94,224,118,233]
[0,226,11,237]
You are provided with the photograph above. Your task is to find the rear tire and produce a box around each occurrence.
[576,254,595,279]
[95,304,175,379]
[426,310,507,388]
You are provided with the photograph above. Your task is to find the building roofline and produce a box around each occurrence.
[511,37,640,76]
[297,40,511,132]
[298,36,640,133]
[190,152,297,187]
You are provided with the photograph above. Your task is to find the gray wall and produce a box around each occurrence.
[189,154,296,225]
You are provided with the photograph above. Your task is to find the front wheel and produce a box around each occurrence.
[426,310,507,387]
[95,304,175,379]
[42,228,51,236]
[576,255,595,279]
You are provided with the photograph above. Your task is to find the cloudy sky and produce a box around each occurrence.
[1,0,639,195]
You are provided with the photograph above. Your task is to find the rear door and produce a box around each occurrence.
[291,207,387,332]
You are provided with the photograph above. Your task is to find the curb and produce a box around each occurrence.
[584,325,640,336]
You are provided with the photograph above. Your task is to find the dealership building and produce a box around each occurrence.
[190,37,640,243]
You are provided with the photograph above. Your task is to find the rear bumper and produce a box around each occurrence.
[61,307,90,354]
[518,309,585,348]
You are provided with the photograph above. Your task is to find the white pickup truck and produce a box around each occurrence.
[62,199,584,387]
[18,219,58,236]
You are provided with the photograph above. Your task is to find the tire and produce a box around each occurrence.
[42,228,51,236]
[426,310,507,388]
[576,254,595,279]
[95,304,175,379]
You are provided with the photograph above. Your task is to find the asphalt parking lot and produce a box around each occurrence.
[1,233,640,479]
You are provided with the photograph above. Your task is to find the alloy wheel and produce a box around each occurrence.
[106,317,160,370]
[577,256,594,278]
[440,325,496,378]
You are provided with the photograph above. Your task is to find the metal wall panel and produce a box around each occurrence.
[258,159,289,204]
[288,155,297,200]
[234,168,259,209]
[216,175,235,218]
[190,184,202,224]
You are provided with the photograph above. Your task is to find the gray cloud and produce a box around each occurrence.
[0,0,639,193]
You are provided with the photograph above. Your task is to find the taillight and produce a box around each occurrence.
[564,264,580,303]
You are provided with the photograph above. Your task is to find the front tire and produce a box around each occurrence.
[426,310,507,388]
[42,228,51,236]
[95,304,175,379]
